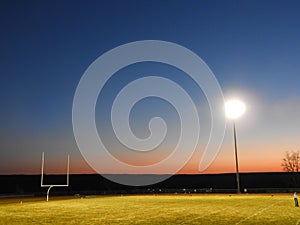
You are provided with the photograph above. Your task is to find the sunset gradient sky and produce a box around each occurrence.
[1,0,300,175]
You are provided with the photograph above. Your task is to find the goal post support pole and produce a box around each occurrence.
[41,152,70,201]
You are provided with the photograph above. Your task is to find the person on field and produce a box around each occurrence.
[294,192,299,207]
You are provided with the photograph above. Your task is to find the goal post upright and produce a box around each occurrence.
[67,154,70,186]
[41,152,45,187]
[41,152,70,201]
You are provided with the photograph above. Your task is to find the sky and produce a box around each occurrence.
[1,0,300,175]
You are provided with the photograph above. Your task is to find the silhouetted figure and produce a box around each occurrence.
[294,192,299,207]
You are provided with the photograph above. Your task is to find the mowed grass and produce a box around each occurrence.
[0,194,299,225]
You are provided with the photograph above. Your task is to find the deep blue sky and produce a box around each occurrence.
[1,0,300,174]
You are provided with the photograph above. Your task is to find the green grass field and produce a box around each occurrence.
[0,194,299,225]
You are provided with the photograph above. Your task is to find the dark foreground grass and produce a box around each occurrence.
[0,194,299,225]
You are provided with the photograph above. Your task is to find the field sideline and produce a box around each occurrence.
[0,194,299,225]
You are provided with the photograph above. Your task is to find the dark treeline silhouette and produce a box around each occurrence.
[0,172,299,196]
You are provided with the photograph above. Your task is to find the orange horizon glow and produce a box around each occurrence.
[0,146,285,175]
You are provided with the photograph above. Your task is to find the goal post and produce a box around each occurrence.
[41,152,70,201]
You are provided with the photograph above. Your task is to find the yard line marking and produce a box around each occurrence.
[234,202,278,225]
[132,197,218,223]
[133,205,191,222]
[180,202,244,225]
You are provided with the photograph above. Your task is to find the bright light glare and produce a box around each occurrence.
[225,99,246,119]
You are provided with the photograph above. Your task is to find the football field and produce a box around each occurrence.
[0,194,299,224]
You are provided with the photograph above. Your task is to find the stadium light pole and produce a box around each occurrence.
[225,99,246,194]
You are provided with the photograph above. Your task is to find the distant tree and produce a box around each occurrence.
[281,151,300,172]
[281,150,300,187]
